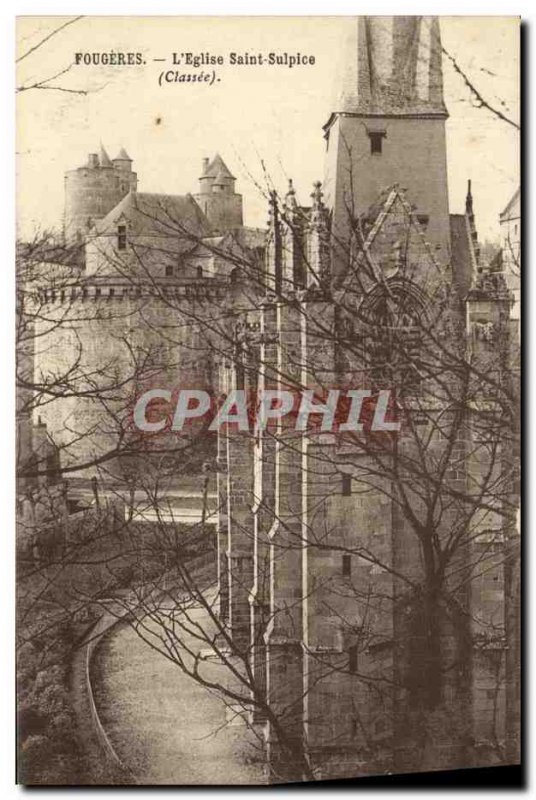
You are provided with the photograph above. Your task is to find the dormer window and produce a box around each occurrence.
[117,224,127,250]
[368,130,386,155]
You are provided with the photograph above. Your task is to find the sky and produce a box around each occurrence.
[16,16,520,243]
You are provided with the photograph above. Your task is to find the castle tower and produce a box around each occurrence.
[194,153,243,233]
[323,16,450,275]
[63,145,137,245]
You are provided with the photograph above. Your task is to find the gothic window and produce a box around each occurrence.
[117,224,127,250]
[360,280,428,392]
[361,283,424,327]
[368,130,386,155]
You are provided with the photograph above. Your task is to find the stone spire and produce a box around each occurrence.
[465,179,481,270]
[329,16,447,120]
[465,179,474,217]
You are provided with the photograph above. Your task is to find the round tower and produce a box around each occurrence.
[194,153,243,232]
[63,145,137,246]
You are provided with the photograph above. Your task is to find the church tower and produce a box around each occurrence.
[323,16,450,274]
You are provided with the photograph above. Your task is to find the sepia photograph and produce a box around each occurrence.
[15,13,521,787]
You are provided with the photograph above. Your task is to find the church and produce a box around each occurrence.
[216,16,519,781]
[20,15,519,783]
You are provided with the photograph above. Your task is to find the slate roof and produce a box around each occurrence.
[114,147,132,161]
[99,144,112,168]
[95,192,213,247]
[17,240,85,269]
[500,187,520,221]
[203,153,235,180]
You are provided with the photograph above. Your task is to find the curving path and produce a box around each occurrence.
[90,591,267,785]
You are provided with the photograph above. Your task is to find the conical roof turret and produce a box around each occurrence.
[113,147,132,162]
[99,144,112,167]
[203,153,235,180]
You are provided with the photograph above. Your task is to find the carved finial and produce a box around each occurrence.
[311,180,323,208]
[309,181,327,229]
[285,179,298,213]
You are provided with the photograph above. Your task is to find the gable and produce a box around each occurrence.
[350,187,444,299]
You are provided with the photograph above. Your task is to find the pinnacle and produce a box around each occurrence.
[285,179,298,211]
[311,181,324,207]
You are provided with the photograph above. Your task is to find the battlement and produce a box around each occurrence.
[37,278,230,305]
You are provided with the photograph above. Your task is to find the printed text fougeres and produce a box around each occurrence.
[74,51,316,68]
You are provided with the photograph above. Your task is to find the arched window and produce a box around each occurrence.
[197,265,203,279]
[359,280,429,392]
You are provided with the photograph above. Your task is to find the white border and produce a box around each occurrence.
[2,3,530,798]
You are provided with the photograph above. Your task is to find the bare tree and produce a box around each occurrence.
[16,149,519,783]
